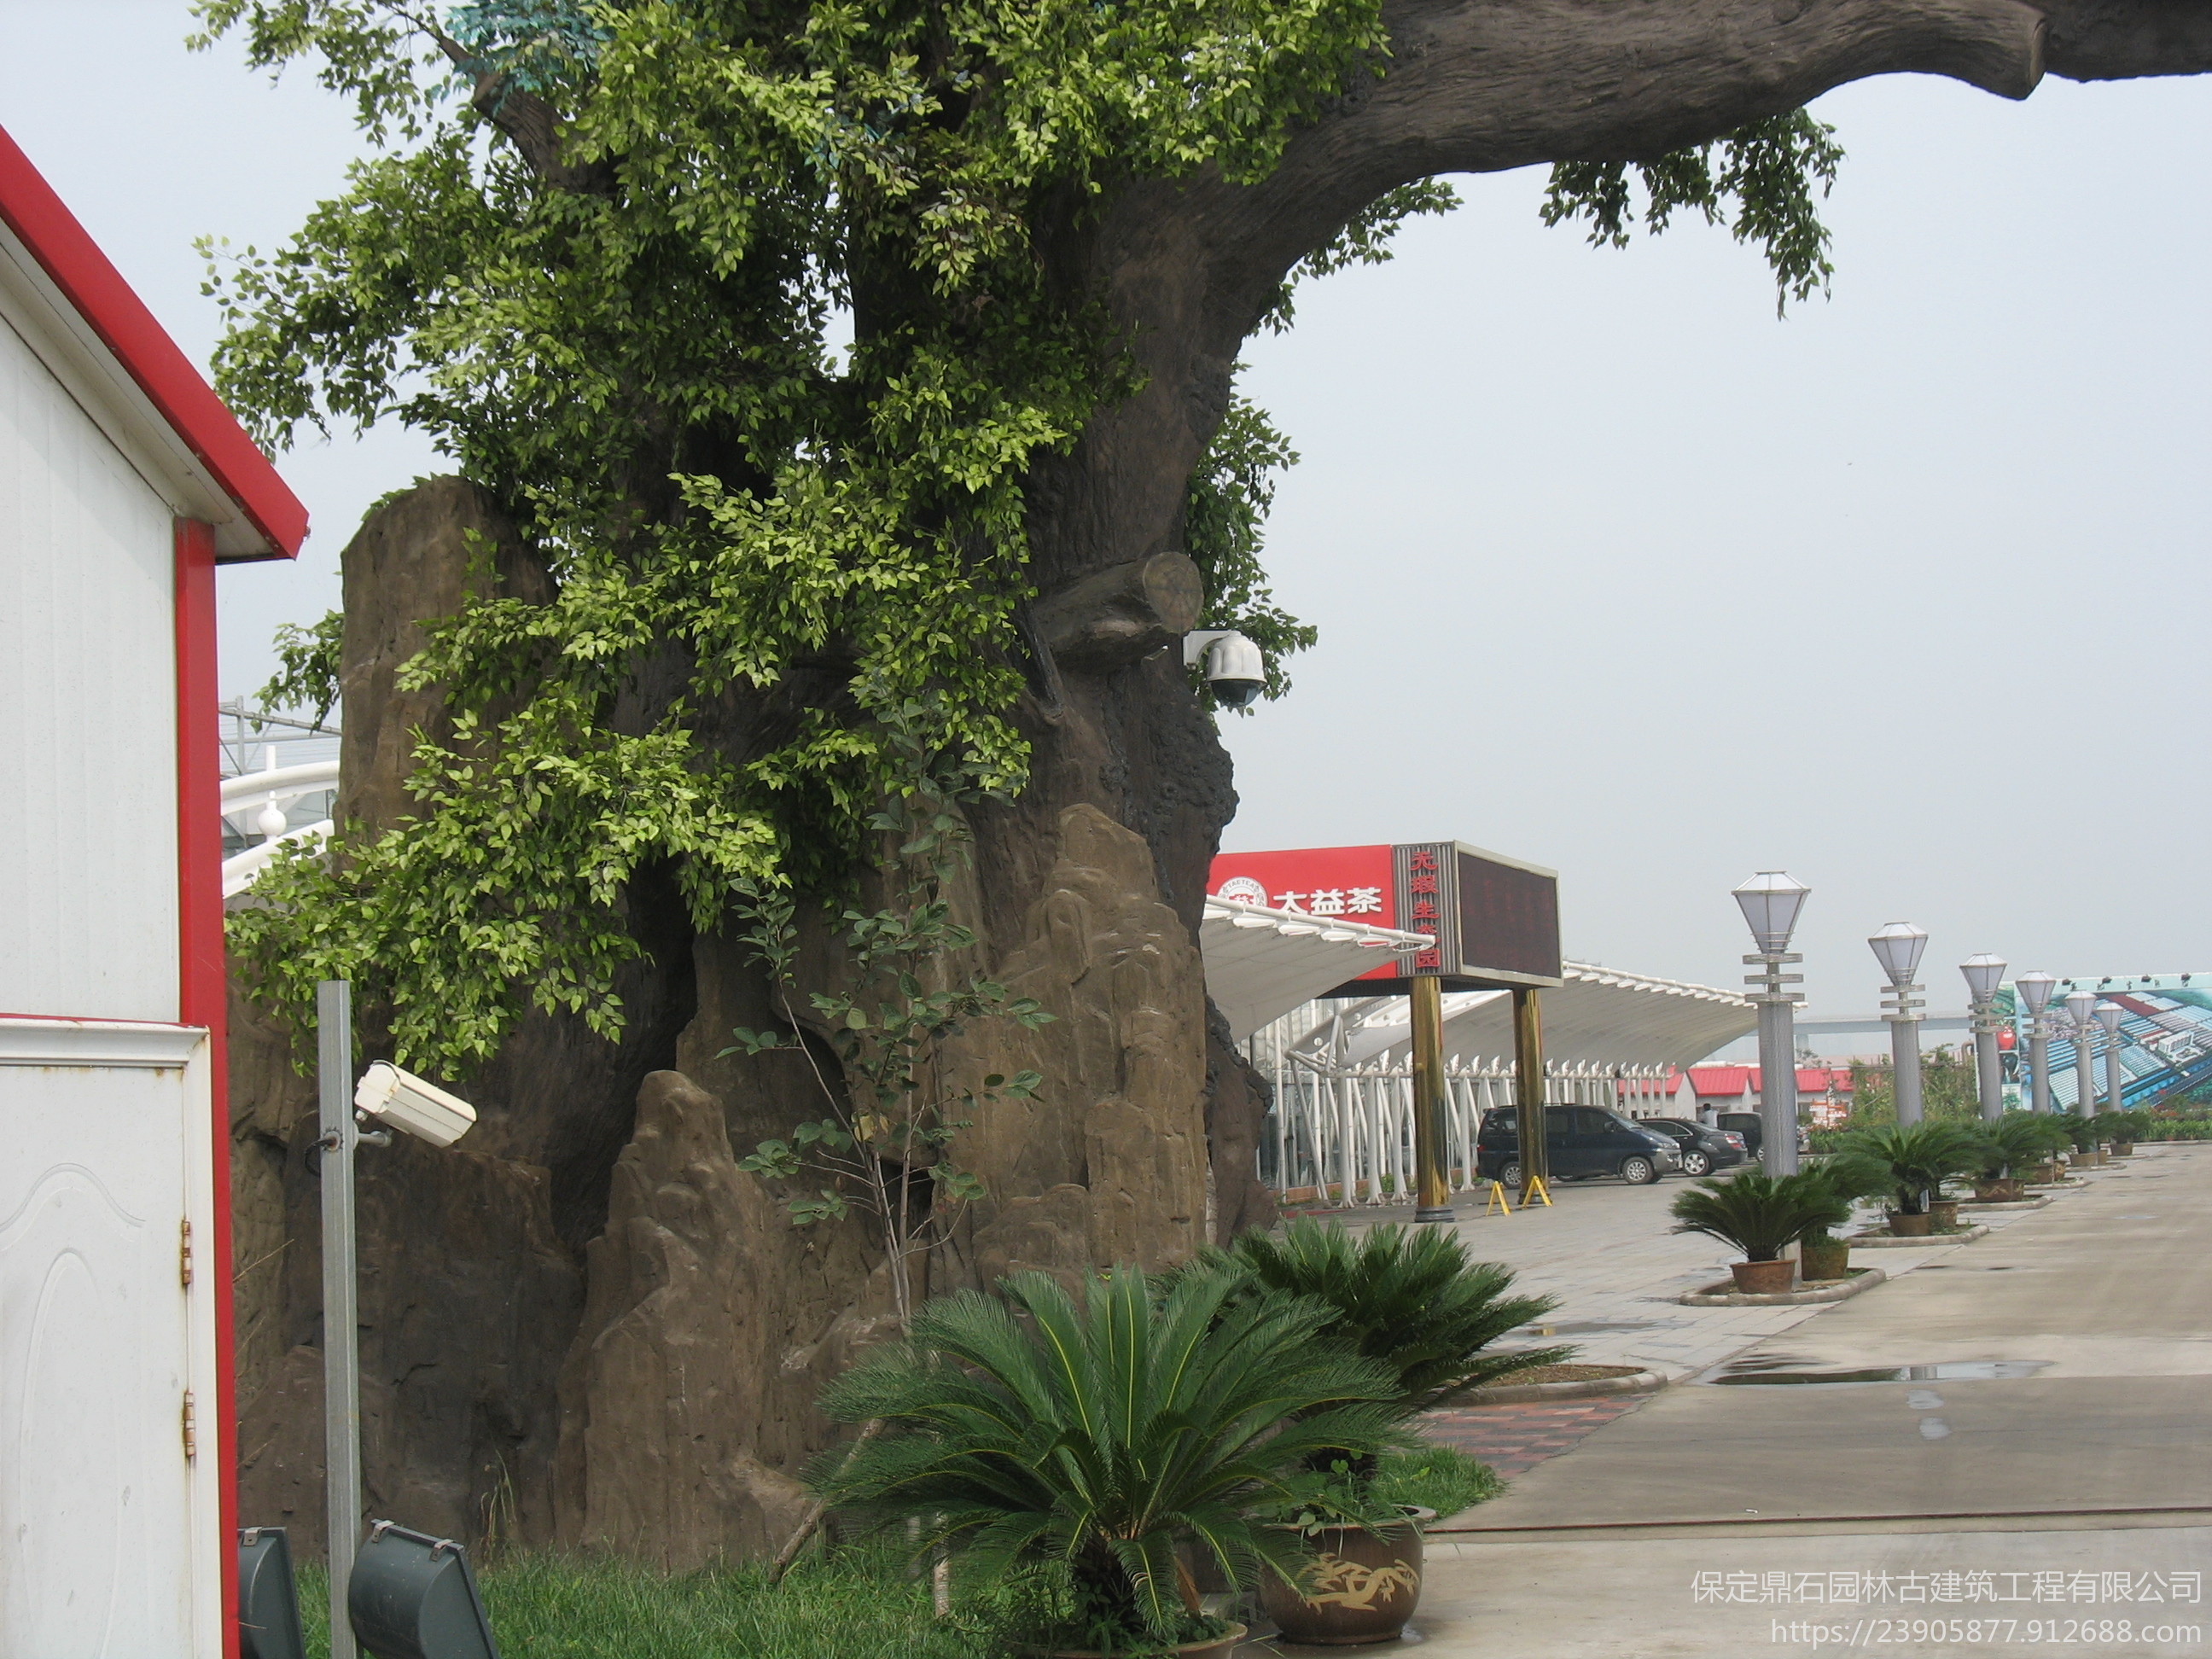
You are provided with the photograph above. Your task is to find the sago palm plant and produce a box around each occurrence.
[1668,1171,1849,1261]
[1971,1112,2071,1180]
[1200,1218,1568,1417]
[813,1266,1406,1655]
[1841,1121,1984,1214]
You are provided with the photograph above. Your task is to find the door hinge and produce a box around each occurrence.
[179,1218,194,1289]
[182,1390,198,1461]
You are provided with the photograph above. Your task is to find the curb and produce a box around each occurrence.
[1848,1224,1991,1249]
[1960,1195,2052,1212]
[1679,1267,1887,1307]
[1459,1369,1668,1406]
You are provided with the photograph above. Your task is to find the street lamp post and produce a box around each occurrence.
[1960,954,2008,1121]
[1735,870,1810,1176]
[2064,988,2098,1117]
[2095,1001,2126,1115]
[1870,923,1930,1126]
[2016,972,2058,1112]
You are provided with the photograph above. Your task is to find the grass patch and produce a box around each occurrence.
[294,1543,972,1659]
[1371,1445,1505,1519]
[280,1464,1499,1657]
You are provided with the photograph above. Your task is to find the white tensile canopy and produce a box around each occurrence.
[1199,899,1431,1040]
[1297,964,1755,1070]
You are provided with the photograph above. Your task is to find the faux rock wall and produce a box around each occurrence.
[229,475,1263,1567]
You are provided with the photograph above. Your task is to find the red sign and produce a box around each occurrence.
[1208,845,1400,981]
[1209,840,1562,991]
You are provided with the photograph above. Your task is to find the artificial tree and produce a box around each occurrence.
[201,0,2212,1561]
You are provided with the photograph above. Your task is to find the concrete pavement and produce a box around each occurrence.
[1237,1144,2212,1658]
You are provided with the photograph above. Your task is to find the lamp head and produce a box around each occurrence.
[1733,870,1810,953]
[2093,1002,2124,1036]
[2015,971,2058,1015]
[1959,953,2007,1002]
[2064,987,2097,1028]
[1867,922,1930,987]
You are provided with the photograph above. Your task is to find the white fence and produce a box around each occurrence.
[1255,1052,1676,1202]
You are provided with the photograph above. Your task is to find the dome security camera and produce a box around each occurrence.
[1182,629,1266,708]
[353,1061,480,1148]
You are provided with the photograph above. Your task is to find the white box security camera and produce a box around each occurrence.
[353,1062,479,1148]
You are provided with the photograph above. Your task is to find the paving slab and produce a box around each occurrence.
[1248,1145,2212,1659]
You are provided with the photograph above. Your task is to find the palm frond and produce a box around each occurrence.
[812,1262,1401,1649]
[1196,1218,1565,1414]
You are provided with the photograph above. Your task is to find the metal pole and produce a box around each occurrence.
[2075,1021,2098,1118]
[1409,976,1454,1221]
[2028,1019,2052,1114]
[2105,1027,2125,1115]
[1755,995,1800,1174]
[1512,987,1550,1199]
[1889,1010,1924,1126]
[1972,1001,2004,1121]
[317,981,361,1659]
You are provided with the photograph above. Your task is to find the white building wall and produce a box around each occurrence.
[0,306,178,1022]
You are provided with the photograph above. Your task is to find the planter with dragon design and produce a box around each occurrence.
[1260,1506,1432,1645]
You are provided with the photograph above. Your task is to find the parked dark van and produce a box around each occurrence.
[1475,1106,1681,1186]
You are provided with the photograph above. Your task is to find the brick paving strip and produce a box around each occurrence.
[1419,1395,1651,1479]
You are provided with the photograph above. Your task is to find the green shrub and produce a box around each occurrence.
[1839,1121,1987,1214]
[1970,1113,2072,1179]
[1668,1171,1848,1260]
[815,1266,1406,1654]
[1199,1218,1568,1417]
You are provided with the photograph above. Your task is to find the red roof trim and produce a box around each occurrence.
[0,125,306,562]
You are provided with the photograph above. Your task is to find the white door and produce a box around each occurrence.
[0,1020,218,1658]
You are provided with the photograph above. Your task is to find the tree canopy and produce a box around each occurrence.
[203,0,1844,1068]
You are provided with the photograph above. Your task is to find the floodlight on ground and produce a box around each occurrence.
[238,1528,309,1659]
[348,1522,502,1659]
[1732,870,1810,954]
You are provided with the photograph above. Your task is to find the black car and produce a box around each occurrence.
[1474,1105,1682,1186]
[1714,1110,1765,1158]
[1710,1110,1811,1159]
[1637,1116,1748,1177]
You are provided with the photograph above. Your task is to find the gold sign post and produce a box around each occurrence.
[1409,975,1455,1222]
[1513,986,1550,1203]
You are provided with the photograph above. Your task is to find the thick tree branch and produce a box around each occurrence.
[1026,0,2209,596]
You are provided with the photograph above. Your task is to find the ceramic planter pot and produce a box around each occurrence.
[1887,1211,1934,1237]
[1973,1179,2024,1202]
[1729,1258,1796,1295]
[1929,1199,1961,1231]
[1261,1511,1429,1646]
[1027,1623,1247,1659]
[2115,1142,2136,1156]
[1800,1237,1850,1281]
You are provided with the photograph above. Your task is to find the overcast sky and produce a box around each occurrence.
[5,7,2207,1023]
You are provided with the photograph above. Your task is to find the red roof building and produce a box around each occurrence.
[1,122,304,1656]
